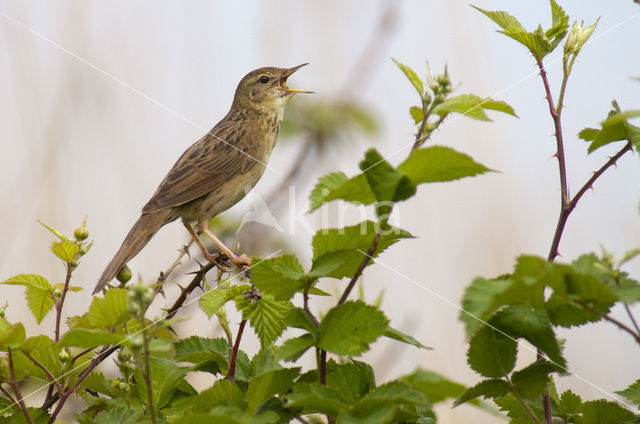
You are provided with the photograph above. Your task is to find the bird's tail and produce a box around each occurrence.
[93,210,172,294]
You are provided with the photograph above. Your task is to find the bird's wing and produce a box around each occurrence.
[142,121,256,213]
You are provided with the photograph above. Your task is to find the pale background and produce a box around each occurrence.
[1,1,639,422]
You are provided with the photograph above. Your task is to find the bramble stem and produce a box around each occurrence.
[7,348,33,424]
[142,329,157,424]
[227,319,246,382]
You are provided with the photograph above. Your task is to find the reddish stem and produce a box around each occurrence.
[227,320,247,382]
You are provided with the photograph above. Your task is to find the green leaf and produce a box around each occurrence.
[490,305,565,367]
[237,294,291,348]
[276,334,315,362]
[174,336,228,374]
[2,274,54,324]
[511,360,557,399]
[246,367,300,411]
[359,148,417,203]
[582,101,640,153]
[547,0,569,48]
[392,58,424,97]
[453,379,509,406]
[84,288,129,329]
[0,319,26,348]
[467,325,516,378]
[495,393,544,422]
[311,221,412,280]
[433,94,517,121]
[37,220,69,241]
[308,172,376,212]
[357,380,429,406]
[51,240,79,263]
[460,277,513,336]
[251,255,305,301]
[191,379,246,412]
[59,328,126,348]
[545,293,601,328]
[93,406,141,424]
[558,390,583,415]
[317,301,388,356]
[285,383,347,416]
[576,400,637,424]
[250,347,283,377]
[284,307,319,337]
[471,6,526,33]
[134,356,189,409]
[615,379,640,408]
[326,359,375,403]
[398,146,493,186]
[401,369,466,404]
[410,106,424,125]
[199,285,231,319]
[384,327,431,350]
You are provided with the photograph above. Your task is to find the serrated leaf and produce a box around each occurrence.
[0,319,26,348]
[326,359,375,403]
[545,294,600,328]
[318,301,388,356]
[398,146,493,186]
[174,336,228,374]
[584,103,640,153]
[199,282,235,318]
[26,285,55,324]
[384,327,431,350]
[467,325,516,378]
[359,148,417,203]
[615,380,640,408]
[558,390,583,415]
[276,334,315,362]
[284,307,319,337]
[308,172,376,212]
[59,328,126,348]
[84,288,129,329]
[358,380,429,406]
[51,240,79,263]
[311,221,412,279]
[433,94,517,121]
[246,367,299,411]
[511,360,557,399]
[490,305,565,367]
[454,379,509,406]
[251,255,305,300]
[250,347,283,377]
[237,294,291,348]
[192,379,246,412]
[576,399,637,424]
[285,383,347,416]
[37,220,69,241]
[392,58,424,97]
[134,357,190,409]
[2,274,51,289]
[578,127,599,141]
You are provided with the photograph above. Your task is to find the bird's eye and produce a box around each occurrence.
[259,75,270,84]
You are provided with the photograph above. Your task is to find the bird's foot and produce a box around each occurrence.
[203,251,233,273]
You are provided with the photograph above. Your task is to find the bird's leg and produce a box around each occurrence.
[197,221,251,268]
[182,221,232,272]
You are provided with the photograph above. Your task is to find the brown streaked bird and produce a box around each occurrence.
[93,64,312,294]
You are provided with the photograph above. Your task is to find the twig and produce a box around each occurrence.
[22,351,63,394]
[303,286,319,327]
[512,387,542,424]
[623,303,640,337]
[7,348,34,424]
[227,319,247,382]
[54,265,73,342]
[165,263,215,320]
[337,232,382,306]
[0,383,17,406]
[319,350,327,386]
[579,303,640,344]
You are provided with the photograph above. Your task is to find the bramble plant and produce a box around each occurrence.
[1,1,640,423]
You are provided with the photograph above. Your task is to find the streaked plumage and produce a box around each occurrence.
[94,64,311,294]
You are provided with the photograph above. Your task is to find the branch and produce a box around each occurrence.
[54,265,73,342]
[227,319,246,382]
[7,348,33,424]
[165,262,215,320]
[303,286,319,327]
[22,351,63,394]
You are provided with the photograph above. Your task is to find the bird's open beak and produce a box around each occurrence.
[280,63,314,94]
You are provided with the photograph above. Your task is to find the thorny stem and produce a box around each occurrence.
[7,348,33,424]
[54,264,73,343]
[579,303,640,344]
[227,319,246,382]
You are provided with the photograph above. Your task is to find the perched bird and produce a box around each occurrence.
[94,64,312,294]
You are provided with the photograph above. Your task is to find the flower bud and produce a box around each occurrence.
[130,334,144,351]
[117,265,132,284]
[73,218,89,241]
[53,288,63,298]
[564,19,598,56]
[58,348,71,363]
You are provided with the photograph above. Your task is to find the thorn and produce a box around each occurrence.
[556,251,563,258]
[548,152,559,160]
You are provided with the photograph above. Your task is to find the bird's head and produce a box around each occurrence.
[232,64,313,113]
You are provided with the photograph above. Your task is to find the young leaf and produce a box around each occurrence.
[409,106,424,125]
[317,301,388,356]
[51,240,79,263]
[0,318,26,348]
[308,172,376,212]
[285,383,347,416]
[359,148,417,203]
[84,288,129,329]
[578,399,637,424]
[246,367,300,411]
[200,283,250,319]
[133,357,190,409]
[398,146,493,185]
[391,58,424,97]
[310,221,412,279]
[2,274,51,289]
[558,390,583,415]
[2,274,54,324]
[453,379,509,406]
[433,94,517,121]
[581,101,640,153]
[174,336,229,374]
[467,325,516,378]
[384,327,431,350]
[191,379,246,412]
[356,380,429,407]
[615,379,640,408]
[237,294,292,348]
[251,255,305,300]
[37,220,69,242]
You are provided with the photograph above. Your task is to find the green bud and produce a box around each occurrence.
[117,347,131,362]
[53,288,63,298]
[118,381,130,393]
[564,19,598,56]
[116,265,132,284]
[73,218,89,241]
[126,300,142,315]
[131,334,144,351]
[58,348,71,363]
[0,302,8,318]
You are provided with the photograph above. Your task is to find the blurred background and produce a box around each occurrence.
[1,1,639,422]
